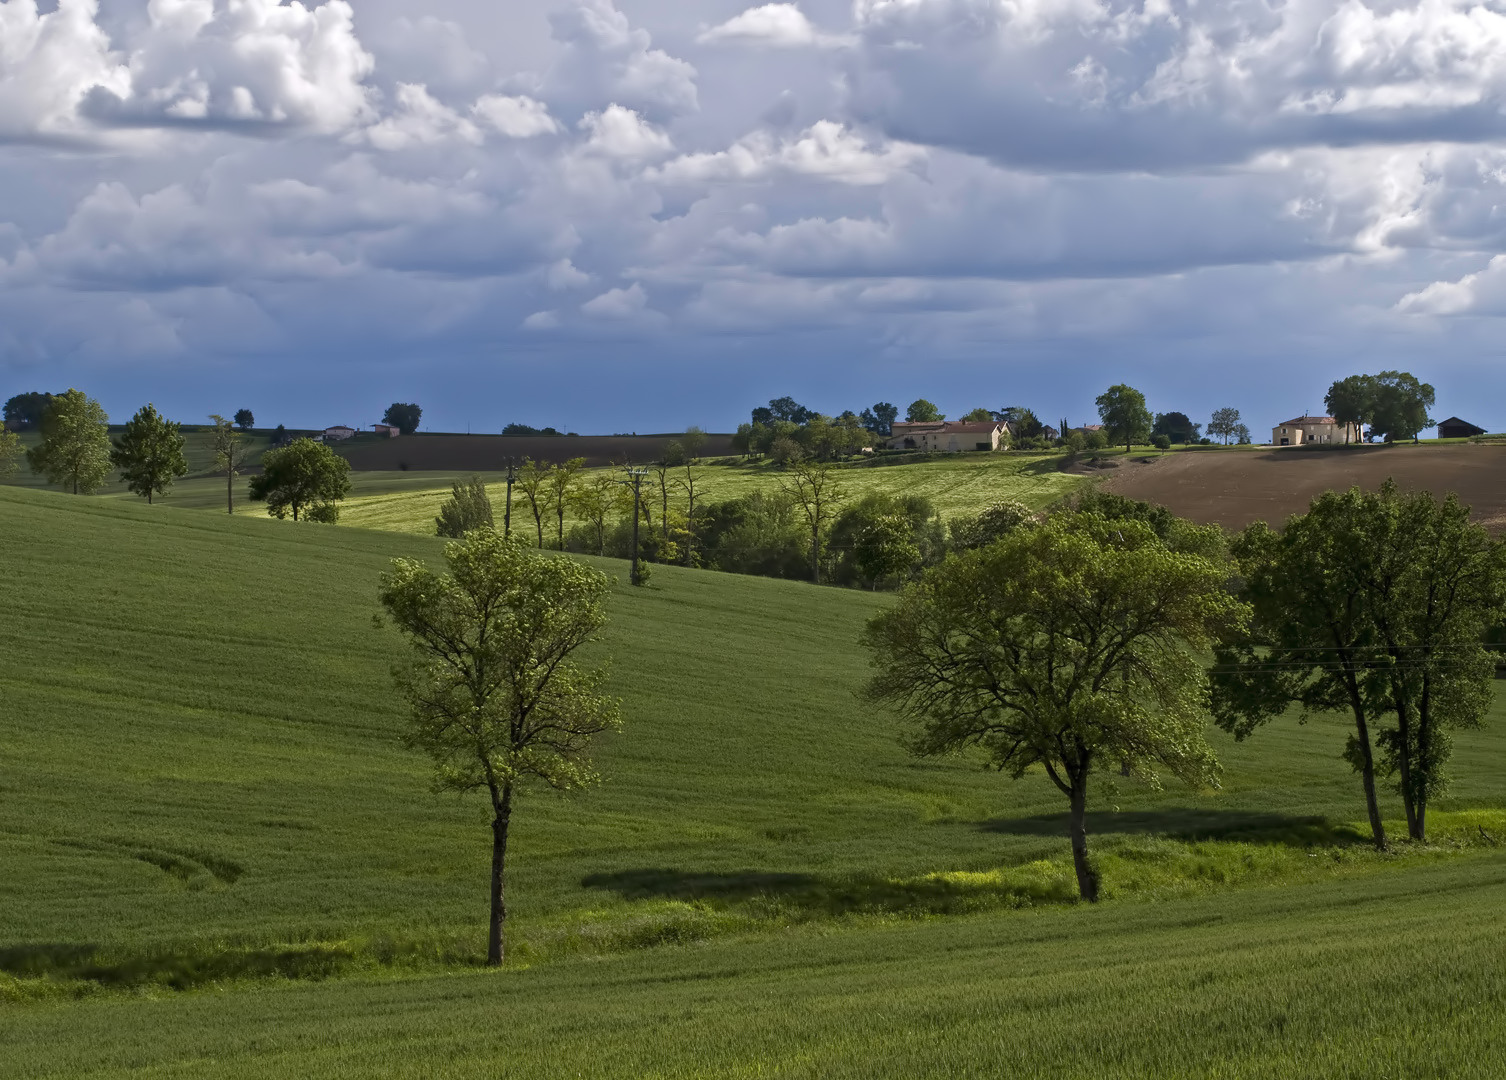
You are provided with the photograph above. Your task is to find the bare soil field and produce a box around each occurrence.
[1099,444,1506,533]
[336,431,736,470]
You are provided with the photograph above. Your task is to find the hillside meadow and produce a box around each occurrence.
[3,484,1505,1075]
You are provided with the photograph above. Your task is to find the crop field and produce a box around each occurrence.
[334,452,1090,535]
[1101,442,1506,533]
[3,484,1506,1076]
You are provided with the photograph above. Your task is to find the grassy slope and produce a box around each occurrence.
[9,858,1506,1079]
[334,453,1088,535]
[4,485,1506,1074]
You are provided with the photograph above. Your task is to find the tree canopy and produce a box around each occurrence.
[1152,411,1200,444]
[905,399,944,423]
[1323,371,1435,443]
[209,413,251,514]
[234,409,255,431]
[378,528,620,965]
[27,389,111,495]
[248,438,351,522]
[383,403,423,435]
[111,403,188,504]
[1095,384,1153,452]
[435,476,495,538]
[863,512,1247,901]
[0,427,20,478]
[1207,407,1242,445]
[3,391,53,431]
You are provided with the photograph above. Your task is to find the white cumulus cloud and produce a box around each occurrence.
[698,4,850,48]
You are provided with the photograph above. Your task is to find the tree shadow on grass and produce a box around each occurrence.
[581,865,1075,918]
[979,808,1370,848]
[0,942,354,991]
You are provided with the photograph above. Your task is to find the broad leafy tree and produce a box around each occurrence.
[4,391,54,431]
[435,475,495,537]
[383,402,423,435]
[1369,371,1435,444]
[27,388,111,494]
[906,399,944,423]
[1152,411,1200,444]
[209,413,251,514]
[378,529,621,966]
[111,403,188,503]
[1095,384,1153,452]
[998,407,1043,439]
[780,457,846,584]
[864,512,1246,901]
[513,458,550,547]
[234,408,255,431]
[960,407,994,422]
[766,396,813,425]
[248,437,351,521]
[1324,375,1375,442]
[1207,407,1242,445]
[570,473,621,555]
[949,500,1035,551]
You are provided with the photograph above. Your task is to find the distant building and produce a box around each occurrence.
[1437,416,1486,439]
[1271,415,1360,446]
[887,421,1007,452]
[322,425,356,441]
[371,423,401,438]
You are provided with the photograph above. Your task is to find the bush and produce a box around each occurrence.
[1085,430,1109,450]
[951,501,1035,552]
[435,476,494,538]
[1151,434,1172,450]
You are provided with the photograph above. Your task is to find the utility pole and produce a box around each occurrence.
[503,458,517,538]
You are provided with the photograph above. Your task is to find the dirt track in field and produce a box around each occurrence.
[337,432,737,470]
[1097,445,1506,533]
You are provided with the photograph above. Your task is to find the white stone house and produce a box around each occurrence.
[322,425,356,441]
[887,421,1007,452]
[1270,416,1361,446]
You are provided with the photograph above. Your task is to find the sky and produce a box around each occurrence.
[3,0,1506,436]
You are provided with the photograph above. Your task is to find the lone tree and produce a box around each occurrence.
[234,409,255,431]
[1095,384,1153,452]
[27,388,111,495]
[209,413,251,514]
[378,529,621,966]
[1369,371,1435,444]
[435,475,494,538]
[111,403,188,504]
[1207,407,1242,445]
[1324,376,1374,442]
[383,402,423,435]
[1152,411,1200,445]
[864,512,1246,901]
[248,438,351,522]
[513,458,550,547]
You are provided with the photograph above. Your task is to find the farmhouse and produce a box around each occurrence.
[887,420,1007,452]
[322,425,356,442]
[1270,415,1360,446]
[371,423,401,438]
[1438,416,1486,439]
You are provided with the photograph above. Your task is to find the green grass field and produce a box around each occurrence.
[3,484,1505,1076]
[334,452,1089,536]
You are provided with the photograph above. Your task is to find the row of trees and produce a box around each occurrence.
[864,483,1504,901]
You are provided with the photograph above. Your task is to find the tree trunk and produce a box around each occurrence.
[810,524,821,585]
[1068,771,1099,902]
[1339,661,1388,851]
[227,469,233,515]
[487,783,513,966]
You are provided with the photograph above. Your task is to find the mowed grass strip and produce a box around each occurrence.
[6,856,1506,1079]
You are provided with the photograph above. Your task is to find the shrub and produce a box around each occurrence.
[1152,434,1172,450]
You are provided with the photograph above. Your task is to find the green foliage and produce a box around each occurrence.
[864,511,1248,900]
[4,390,54,430]
[960,407,994,423]
[1369,370,1436,443]
[1095,384,1153,451]
[0,427,20,478]
[207,413,249,515]
[435,475,495,537]
[110,404,189,504]
[247,438,351,522]
[1324,374,1375,438]
[828,493,943,589]
[861,401,898,437]
[949,499,1034,551]
[233,409,254,431]
[382,403,422,435]
[379,529,621,962]
[27,388,111,494]
[906,399,944,423]
[1152,411,1199,444]
[1208,406,1242,444]
[1152,434,1172,450]
[780,456,847,583]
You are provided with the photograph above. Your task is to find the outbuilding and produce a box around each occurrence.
[1437,416,1486,439]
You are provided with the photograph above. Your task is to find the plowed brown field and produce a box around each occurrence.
[336,432,736,470]
[1099,444,1506,532]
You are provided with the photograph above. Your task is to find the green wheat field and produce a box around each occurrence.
[2,484,1505,1077]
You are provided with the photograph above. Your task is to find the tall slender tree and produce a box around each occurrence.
[513,458,550,547]
[111,404,188,504]
[209,414,250,514]
[379,530,621,965]
[780,457,846,584]
[548,457,586,550]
